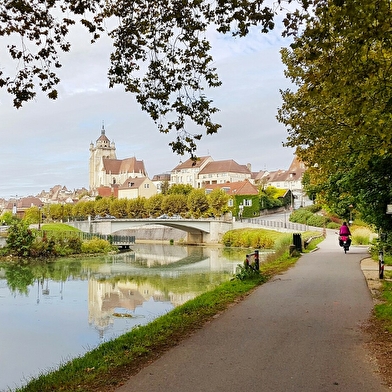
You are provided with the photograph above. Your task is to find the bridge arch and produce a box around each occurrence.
[68,218,233,245]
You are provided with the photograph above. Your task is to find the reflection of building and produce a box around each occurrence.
[86,244,238,337]
[87,279,196,337]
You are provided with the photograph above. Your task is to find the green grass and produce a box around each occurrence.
[17,279,268,392]
[374,281,392,333]
[15,234,311,392]
[351,227,376,246]
[42,223,80,232]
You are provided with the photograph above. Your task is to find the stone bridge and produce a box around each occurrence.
[68,218,233,245]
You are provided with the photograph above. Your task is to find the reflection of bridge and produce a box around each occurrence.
[68,218,233,245]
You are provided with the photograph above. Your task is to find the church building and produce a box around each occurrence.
[89,125,148,195]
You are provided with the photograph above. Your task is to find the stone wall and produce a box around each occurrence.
[115,227,187,242]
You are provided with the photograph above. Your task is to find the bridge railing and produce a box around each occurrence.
[36,231,135,245]
[79,233,136,245]
[242,218,308,232]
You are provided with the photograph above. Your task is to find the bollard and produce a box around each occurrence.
[245,254,250,268]
[379,249,384,279]
[293,233,302,252]
[254,249,259,271]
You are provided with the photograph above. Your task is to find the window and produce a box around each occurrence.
[228,199,233,207]
[244,199,252,207]
[144,183,149,188]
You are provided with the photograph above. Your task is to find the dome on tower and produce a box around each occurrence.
[96,125,110,147]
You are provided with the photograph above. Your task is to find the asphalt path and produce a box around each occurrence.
[116,230,388,392]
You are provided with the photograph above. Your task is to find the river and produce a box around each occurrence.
[0,243,254,391]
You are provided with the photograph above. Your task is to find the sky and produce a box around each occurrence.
[0,13,295,200]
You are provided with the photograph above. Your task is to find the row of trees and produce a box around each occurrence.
[1,185,288,225]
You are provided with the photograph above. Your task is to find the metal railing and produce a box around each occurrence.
[243,218,308,232]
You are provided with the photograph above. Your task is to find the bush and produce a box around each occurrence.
[67,236,83,253]
[30,236,57,258]
[222,229,280,249]
[307,215,330,227]
[81,238,114,254]
[352,227,375,245]
[306,204,322,213]
[327,222,340,229]
[6,221,35,257]
[290,208,313,224]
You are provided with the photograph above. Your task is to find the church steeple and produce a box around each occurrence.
[89,123,117,194]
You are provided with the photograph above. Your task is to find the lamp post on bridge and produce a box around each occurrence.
[38,206,42,230]
[238,203,244,222]
[349,204,353,226]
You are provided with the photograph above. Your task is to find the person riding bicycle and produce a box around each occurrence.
[339,222,351,247]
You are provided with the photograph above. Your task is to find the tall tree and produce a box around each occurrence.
[277,0,392,229]
[207,188,229,217]
[187,188,209,218]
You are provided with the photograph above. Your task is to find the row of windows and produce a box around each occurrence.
[175,169,200,174]
[201,173,250,179]
[228,199,252,207]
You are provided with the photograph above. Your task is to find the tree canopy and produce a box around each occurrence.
[277,0,392,230]
[2,0,334,157]
[4,0,391,228]
[1,0,282,157]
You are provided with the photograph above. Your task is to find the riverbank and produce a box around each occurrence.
[14,234,317,392]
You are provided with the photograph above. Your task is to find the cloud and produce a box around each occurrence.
[0,18,295,199]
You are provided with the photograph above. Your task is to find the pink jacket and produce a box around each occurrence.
[339,225,351,236]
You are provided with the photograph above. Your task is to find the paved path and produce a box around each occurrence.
[116,230,388,392]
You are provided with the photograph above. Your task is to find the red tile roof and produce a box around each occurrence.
[204,180,258,195]
[199,160,251,175]
[173,156,211,170]
[119,177,147,189]
[102,157,147,175]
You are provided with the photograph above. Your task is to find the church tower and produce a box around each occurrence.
[89,124,116,193]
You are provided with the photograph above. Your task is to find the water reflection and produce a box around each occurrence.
[0,244,248,391]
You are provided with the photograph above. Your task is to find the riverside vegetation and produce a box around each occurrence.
[5,223,392,391]
[12,228,321,392]
[0,221,116,259]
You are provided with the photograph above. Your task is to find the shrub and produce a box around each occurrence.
[307,215,330,227]
[327,222,340,229]
[352,227,375,245]
[81,238,114,254]
[306,204,322,214]
[30,236,57,258]
[290,208,313,224]
[67,236,83,253]
[222,229,281,249]
[6,221,35,257]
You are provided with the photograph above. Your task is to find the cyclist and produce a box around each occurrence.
[339,222,351,247]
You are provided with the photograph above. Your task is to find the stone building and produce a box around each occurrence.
[89,125,147,195]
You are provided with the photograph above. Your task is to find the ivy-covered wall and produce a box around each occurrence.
[231,195,260,218]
